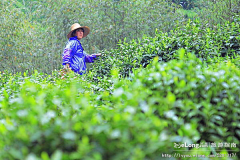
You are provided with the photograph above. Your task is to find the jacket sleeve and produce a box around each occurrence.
[62,41,74,65]
[84,51,98,63]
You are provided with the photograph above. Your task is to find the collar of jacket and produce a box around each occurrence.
[69,36,79,41]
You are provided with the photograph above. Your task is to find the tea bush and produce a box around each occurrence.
[0,51,239,159]
[90,19,240,78]
[1,1,240,159]
[1,0,239,74]
[0,0,185,74]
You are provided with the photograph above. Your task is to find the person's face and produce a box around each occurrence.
[75,28,84,40]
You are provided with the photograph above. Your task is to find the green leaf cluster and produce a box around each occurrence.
[1,0,239,74]
[0,51,239,159]
[90,19,240,78]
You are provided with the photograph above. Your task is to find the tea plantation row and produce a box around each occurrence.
[0,50,239,159]
[90,20,240,78]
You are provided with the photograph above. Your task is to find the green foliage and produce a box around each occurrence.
[171,0,199,10]
[0,1,240,158]
[2,0,239,74]
[177,8,198,19]
[0,0,187,74]
[0,0,62,74]
[90,20,240,78]
[0,51,239,159]
[194,0,240,26]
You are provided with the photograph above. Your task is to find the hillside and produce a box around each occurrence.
[0,0,240,159]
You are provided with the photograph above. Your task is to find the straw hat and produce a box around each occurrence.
[67,23,90,39]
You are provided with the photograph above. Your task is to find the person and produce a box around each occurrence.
[62,23,101,75]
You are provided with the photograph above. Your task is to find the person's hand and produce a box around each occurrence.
[63,64,71,72]
[95,53,102,56]
[59,64,71,79]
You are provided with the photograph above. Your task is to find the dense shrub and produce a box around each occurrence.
[90,19,240,78]
[1,0,239,74]
[0,1,239,159]
[0,0,185,74]
[0,51,239,159]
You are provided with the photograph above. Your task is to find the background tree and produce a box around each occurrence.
[0,0,239,74]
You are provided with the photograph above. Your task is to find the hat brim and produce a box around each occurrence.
[67,26,90,39]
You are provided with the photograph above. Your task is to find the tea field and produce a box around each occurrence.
[1,0,240,159]
[1,31,240,159]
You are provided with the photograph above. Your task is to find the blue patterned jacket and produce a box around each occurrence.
[62,36,97,75]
